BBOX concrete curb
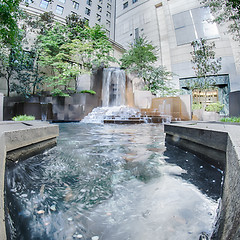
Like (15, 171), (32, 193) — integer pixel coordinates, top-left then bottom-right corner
(164, 122), (240, 240)
(0, 121), (59, 240)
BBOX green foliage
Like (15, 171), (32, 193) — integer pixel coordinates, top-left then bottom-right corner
(205, 101), (224, 112)
(121, 37), (157, 77)
(0, 0), (22, 46)
(192, 103), (203, 110)
(220, 117), (240, 122)
(191, 38), (221, 83)
(120, 36), (175, 96)
(37, 14), (116, 96)
(12, 114), (35, 121)
(80, 90), (96, 95)
(201, 0), (240, 41)
(142, 66), (178, 96)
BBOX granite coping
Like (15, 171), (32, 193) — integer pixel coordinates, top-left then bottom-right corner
(0, 121), (59, 240)
(164, 121), (240, 240)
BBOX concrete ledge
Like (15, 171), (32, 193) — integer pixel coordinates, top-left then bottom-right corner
(164, 122), (240, 240)
(0, 121), (59, 240)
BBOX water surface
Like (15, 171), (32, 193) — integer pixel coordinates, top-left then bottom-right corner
(6, 123), (223, 240)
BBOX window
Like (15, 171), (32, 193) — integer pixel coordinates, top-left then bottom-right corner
(135, 28), (139, 40)
(73, 1), (79, 9)
(172, 7), (219, 45)
(56, 5), (64, 15)
(132, 0), (138, 3)
(96, 14), (101, 22)
(106, 11), (111, 18)
(99, 0), (103, 3)
(86, 0), (92, 6)
(106, 30), (110, 37)
(58, 0), (65, 3)
(85, 8), (91, 16)
(98, 5), (102, 12)
(107, 3), (111, 10)
(106, 20), (111, 28)
(123, 2), (128, 9)
(39, 0), (49, 9)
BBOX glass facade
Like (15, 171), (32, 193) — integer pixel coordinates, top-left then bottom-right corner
(173, 7), (219, 45)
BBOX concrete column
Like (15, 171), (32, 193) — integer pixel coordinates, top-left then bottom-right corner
(0, 93), (3, 121)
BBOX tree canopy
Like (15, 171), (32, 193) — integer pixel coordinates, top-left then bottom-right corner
(201, 0), (240, 41)
(120, 37), (176, 96)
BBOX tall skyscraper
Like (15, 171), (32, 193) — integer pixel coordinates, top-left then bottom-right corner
(21, 0), (116, 39)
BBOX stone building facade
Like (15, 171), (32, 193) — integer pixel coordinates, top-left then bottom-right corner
(21, 0), (116, 39)
(115, 0), (240, 114)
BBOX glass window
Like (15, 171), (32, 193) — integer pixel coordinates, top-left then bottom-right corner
(123, 2), (128, 9)
(73, 1), (79, 10)
(99, 0), (103, 3)
(135, 28), (139, 40)
(96, 14), (101, 22)
(106, 11), (111, 18)
(172, 7), (219, 45)
(86, 0), (92, 6)
(39, 0), (49, 9)
(98, 5), (102, 12)
(85, 8), (91, 16)
(56, 5), (64, 15)
(132, 0), (138, 3)
(106, 20), (111, 28)
(107, 3), (111, 10)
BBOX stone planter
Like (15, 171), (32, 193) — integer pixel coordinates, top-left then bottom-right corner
(202, 111), (220, 121)
(192, 109), (220, 121)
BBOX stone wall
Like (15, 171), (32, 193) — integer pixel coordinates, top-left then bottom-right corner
(164, 122), (240, 240)
(3, 93), (100, 122)
(0, 121), (59, 240)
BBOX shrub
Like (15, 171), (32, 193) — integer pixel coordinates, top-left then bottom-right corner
(205, 102), (224, 112)
(80, 90), (96, 95)
(12, 115), (35, 121)
(192, 103), (203, 110)
(220, 117), (240, 123)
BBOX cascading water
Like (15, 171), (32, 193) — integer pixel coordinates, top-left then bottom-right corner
(82, 68), (142, 124)
(102, 68), (126, 107)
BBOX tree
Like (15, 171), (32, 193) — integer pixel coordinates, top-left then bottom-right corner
(0, 0), (22, 46)
(37, 14), (116, 96)
(201, 0), (240, 41)
(189, 38), (222, 105)
(120, 36), (175, 96)
(190, 38), (222, 87)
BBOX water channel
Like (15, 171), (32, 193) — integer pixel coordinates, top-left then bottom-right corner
(6, 123), (223, 240)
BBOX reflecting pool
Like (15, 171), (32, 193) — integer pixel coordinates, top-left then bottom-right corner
(6, 123), (223, 240)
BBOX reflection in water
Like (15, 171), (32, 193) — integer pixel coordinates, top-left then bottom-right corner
(6, 123), (223, 240)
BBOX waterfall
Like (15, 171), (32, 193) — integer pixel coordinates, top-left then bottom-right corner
(102, 68), (126, 107)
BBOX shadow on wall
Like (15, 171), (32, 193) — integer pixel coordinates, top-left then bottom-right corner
(3, 93), (100, 122)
